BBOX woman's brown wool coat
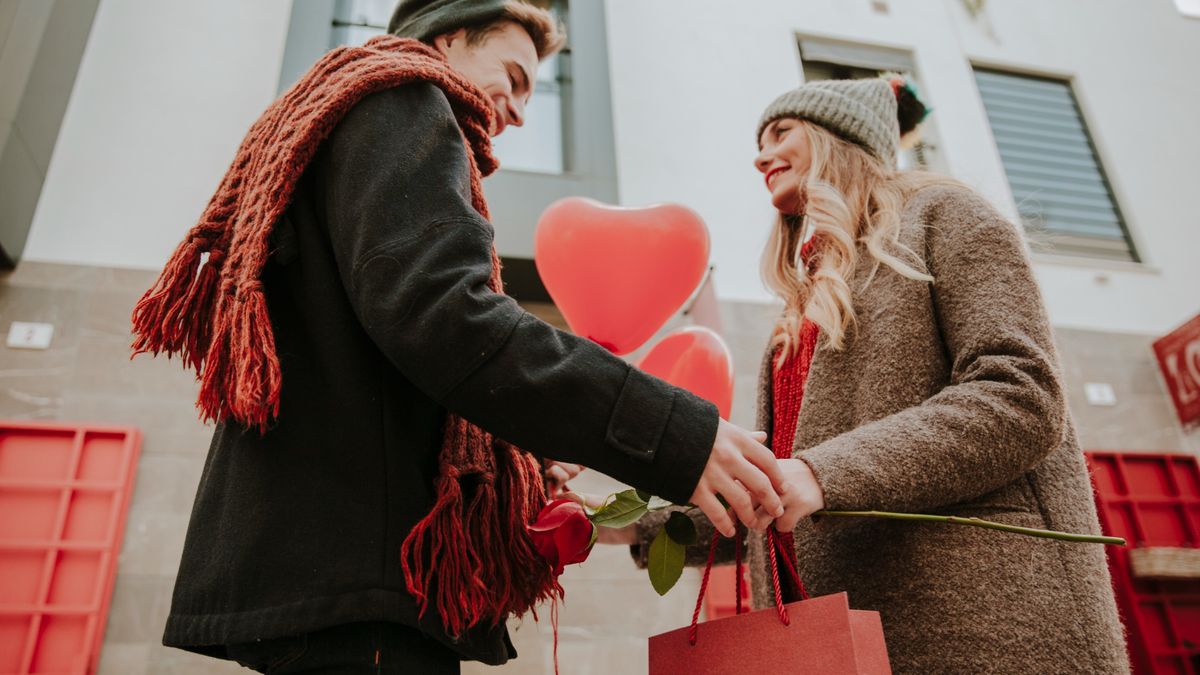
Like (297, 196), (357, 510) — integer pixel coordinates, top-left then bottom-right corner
(635, 185), (1129, 674)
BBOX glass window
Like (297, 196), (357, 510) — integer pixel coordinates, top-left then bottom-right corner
(797, 37), (941, 172)
(973, 68), (1138, 261)
(329, 0), (394, 46)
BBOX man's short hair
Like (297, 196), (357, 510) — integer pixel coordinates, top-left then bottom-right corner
(464, 2), (566, 60)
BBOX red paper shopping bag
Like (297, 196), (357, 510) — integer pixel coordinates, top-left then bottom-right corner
(649, 530), (891, 674)
(648, 592), (890, 675)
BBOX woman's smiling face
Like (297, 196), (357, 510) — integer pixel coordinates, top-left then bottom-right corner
(755, 118), (813, 215)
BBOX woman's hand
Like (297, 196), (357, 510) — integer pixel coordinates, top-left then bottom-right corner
(773, 458), (826, 533)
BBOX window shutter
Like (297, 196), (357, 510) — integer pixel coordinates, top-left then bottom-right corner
(974, 69), (1136, 261)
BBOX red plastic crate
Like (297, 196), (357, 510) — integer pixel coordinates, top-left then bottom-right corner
(1087, 452), (1200, 675)
(704, 564), (751, 621)
(0, 421), (142, 675)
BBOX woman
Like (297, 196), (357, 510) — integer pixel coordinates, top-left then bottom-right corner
(620, 77), (1128, 673)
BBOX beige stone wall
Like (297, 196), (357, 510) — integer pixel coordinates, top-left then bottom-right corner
(0, 260), (1193, 674)
(0, 262), (224, 673)
(1055, 327), (1200, 455)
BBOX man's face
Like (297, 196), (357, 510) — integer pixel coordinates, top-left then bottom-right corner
(436, 23), (539, 137)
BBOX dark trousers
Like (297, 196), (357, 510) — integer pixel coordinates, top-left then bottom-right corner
(225, 621), (460, 674)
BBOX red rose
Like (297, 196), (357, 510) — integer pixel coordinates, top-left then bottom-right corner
(528, 499), (595, 576)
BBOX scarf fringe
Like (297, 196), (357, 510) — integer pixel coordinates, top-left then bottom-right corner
(401, 426), (562, 637)
(401, 466), (484, 639)
(130, 237), (221, 369)
(192, 288), (281, 432)
(180, 260), (221, 371)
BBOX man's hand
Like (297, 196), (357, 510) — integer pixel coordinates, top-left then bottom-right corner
(545, 461), (585, 497)
(689, 419), (786, 538)
(772, 458), (826, 533)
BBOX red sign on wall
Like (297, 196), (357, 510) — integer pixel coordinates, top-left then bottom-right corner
(1154, 314), (1200, 428)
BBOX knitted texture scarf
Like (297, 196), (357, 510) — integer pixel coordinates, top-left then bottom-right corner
(130, 35), (557, 638)
(770, 237), (821, 604)
(770, 318), (819, 603)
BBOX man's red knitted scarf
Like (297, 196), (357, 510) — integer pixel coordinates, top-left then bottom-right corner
(130, 35), (557, 638)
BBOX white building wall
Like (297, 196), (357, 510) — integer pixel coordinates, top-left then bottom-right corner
(20, 0), (1200, 337)
(22, 0), (293, 271)
(604, 0), (1200, 336)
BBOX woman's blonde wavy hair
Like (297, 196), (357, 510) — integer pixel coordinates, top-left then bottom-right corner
(762, 119), (961, 366)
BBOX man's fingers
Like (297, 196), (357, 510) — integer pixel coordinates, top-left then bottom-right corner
(561, 490), (606, 509)
(715, 474), (766, 531)
(694, 491), (736, 538)
(739, 436), (787, 492)
(740, 480), (776, 526)
(751, 431), (768, 443)
(547, 466), (571, 484)
(748, 506), (774, 531)
(731, 456), (784, 518)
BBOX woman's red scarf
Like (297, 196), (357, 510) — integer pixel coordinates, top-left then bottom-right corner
(131, 35), (557, 638)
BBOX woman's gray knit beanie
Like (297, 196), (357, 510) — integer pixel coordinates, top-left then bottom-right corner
(757, 78), (900, 168)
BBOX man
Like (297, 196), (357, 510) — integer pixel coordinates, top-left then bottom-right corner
(139, 1), (794, 671)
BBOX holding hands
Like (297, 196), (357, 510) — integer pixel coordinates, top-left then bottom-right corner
(687, 419), (825, 538)
(566, 419), (827, 543)
(689, 420), (783, 537)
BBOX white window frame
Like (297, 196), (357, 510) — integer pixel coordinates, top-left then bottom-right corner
(972, 65), (1141, 263)
(795, 34), (945, 174)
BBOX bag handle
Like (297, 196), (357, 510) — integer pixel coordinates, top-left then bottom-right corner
(688, 526), (810, 645)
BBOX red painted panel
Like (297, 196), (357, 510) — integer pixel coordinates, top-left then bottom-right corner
(0, 422), (141, 675)
(1087, 452), (1200, 675)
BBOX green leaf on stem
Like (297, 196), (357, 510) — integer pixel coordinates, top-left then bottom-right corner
(664, 511), (698, 546)
(590, 489), (649, 529)
(648, 528), (685, 596)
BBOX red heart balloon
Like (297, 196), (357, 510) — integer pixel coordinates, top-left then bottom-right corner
(534, 198), (711, 355)
(637, 327), (735, 419)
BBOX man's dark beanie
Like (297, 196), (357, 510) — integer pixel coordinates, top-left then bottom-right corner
(388, 0), (511, 41)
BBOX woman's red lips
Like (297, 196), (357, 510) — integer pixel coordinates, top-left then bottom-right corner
(765, 166), (788, 189)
